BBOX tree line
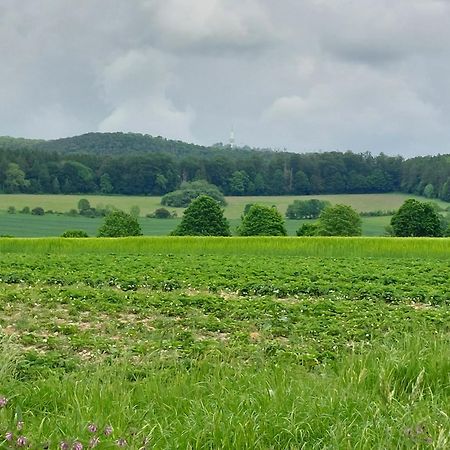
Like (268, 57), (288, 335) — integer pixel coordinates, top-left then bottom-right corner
(0, 133), (449, 200)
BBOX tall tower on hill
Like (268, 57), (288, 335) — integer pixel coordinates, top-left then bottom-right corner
(229, 127), (235, 149)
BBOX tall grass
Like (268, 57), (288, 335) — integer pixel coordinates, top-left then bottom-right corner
(1, 334), (448, 449)
(1, 236), (449, 258)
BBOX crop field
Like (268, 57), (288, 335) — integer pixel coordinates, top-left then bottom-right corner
(0, 192), (447, 218)
(0, 237), (449, 448)
(0, 192), (447, 237)
(0, 212), (391, 237)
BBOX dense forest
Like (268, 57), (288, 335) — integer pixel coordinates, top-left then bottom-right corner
(0, 132), (449, 201)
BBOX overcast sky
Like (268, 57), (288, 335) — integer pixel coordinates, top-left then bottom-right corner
(2, 0), (450, 156)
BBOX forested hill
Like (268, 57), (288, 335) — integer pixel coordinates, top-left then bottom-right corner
(0, 132), (265, 159)
(0, 133), (449, 201)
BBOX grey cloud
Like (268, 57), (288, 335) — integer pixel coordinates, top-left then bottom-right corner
(2, 0), (450, 155)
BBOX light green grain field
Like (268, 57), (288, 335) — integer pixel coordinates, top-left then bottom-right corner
(0, 193), (447, 237)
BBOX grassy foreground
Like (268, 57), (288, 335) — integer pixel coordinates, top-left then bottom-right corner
(0, 240), (449, 448)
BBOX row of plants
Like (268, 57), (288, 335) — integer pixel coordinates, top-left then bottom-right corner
(0, 253), (449, 305)
(0, 247), (448, 447)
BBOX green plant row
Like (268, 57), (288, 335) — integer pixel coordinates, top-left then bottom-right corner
(1, 236), (450, 258)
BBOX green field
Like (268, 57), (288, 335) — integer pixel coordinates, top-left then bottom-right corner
(0, 192), (447, 218)
(1, 192), (447, 237)
(0, 238), (448, 448)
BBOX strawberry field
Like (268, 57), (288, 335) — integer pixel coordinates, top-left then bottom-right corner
(0, 239), (449, 448)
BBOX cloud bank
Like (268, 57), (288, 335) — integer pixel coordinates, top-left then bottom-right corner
(2, 0), (450, 156)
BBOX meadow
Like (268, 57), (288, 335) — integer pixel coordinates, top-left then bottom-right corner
(1, 192), (447, 237)
(0, 237), (449, 448)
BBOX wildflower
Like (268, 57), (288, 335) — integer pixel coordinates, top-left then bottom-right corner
(16, 436), (28, 447)
(104, 425), (113, 436)
(17, 421), (24, 431)
(59, 442), (70, 450)
(72, 441), (83, 450)
(0, 396), (8, 408)
(116, 438), (127, 447)
(5, 432), (13, 441)
(87, 423), (97, 433)
(89, 437), (100, 448)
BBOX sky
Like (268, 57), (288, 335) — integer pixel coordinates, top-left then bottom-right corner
(2, 0), (450, 156)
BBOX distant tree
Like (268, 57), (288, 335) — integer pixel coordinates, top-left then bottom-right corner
(296, 222), (319, 236)
(390, 199), (442, 237)
(31, 207), (45, 216)
(4, 163), (30, 193)
(228, 170), (249, 195)
(440, 179), (450, 202)
(50, 177), (61, 194)
(316, 204), (362, 236)
(99, 173), (114, 194)
(78, 198), (91, 213)
(148, 207), (172, 219)
(97, 211), (142, 237)
(7, 206), (15, 214)
(61, 230), (89, 238)
(20, 206), (30, 214)
(161, 180), (226, 207)
(423, 183), (435, 198)
(171, 195), (230, 236)
(238, 205), (287, 236)
(286, 199), (331, 219)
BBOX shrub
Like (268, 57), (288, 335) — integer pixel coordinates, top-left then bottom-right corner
(77, 198), (91, 212)
(317, 204), (362, 236)
(238, 205), (287, 236)
(7, 206), (15, 214)
(97, 211), (143, 237)
(296, 222), (319, 236)
(171, 195), (230, 236)
(20, 206), (30, 214)
(286, 199), (330, 219)
(148, 208), (173, 219)
(61, 230), (89, 238)
(31, 207), (45, 216)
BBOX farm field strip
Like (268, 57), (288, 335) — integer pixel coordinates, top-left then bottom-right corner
(1, 236), (450, 258)
(0, 192), (447, 218)
(0, 246), (449, 448)
(0, 212), (391, 237)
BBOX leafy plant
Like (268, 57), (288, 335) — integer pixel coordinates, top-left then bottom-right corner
(61, 230), (89, 238)
(238, 205), (286, 236)
(171, 196), (230, 236)
(316, 204), (362, 236)
(97, 211), (142, 237)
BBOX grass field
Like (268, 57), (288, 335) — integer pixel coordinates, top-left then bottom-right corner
(0, 192), (447, 237)
(0, 212), (392, 237)
(0, 192), (447, 218)
(0, 241), (449, 448)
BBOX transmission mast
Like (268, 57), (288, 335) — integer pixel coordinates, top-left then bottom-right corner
(229, 127), (235, 149)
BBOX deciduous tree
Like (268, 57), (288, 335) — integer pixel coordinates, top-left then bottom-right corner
(171, 195), (230, 236)
(238, 205), (287, 236)
(97, 211), (142, 237)
(317, 204), (362, 236)
(390, 199), (442, 237)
